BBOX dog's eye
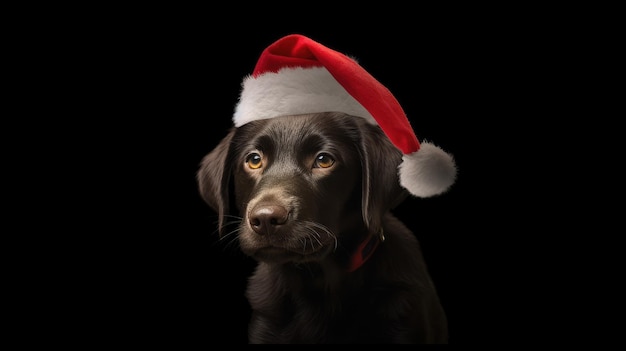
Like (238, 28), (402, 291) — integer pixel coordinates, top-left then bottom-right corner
(313, 153), (335, 168)
(246, 153), (263, 169)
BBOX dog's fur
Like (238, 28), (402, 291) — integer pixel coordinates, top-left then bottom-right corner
(198, 112), (448, 344)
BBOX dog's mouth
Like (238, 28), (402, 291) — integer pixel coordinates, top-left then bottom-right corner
(239, 221), (337, 264)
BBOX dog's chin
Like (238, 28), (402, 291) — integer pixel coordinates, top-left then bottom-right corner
(243, 244), (334, 264)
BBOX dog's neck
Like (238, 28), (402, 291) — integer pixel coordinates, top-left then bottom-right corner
(345, 229), (384, 273)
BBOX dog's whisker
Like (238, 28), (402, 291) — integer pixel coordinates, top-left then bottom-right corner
(210, 236), (240, 253)
(209, 214), (244, 225)
(301, 225), (324, 251)
(205, 216), (244, 253)
(309, 236), (318, 251)
(222, 214), (245, 220)
(300, 236), (307, 253)
(298, 225), (321, 253)
(220, 219), (244, 229)
(310, 235), (319, 251)
(208, 215), (244, 236)
(219, 227), (241, 242)
(210, 223), (242, 239)
(303, 221), (338, 252)
(303, 221), (331, 235)
(310, 232), (323, 248)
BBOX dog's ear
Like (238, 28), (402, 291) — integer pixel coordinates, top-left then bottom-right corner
(197, 128), (236, 233)
(359, 122), (408, 233)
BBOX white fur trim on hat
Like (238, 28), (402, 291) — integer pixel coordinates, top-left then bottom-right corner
(398, 142), (457, 197)
(233, 67), (377, 127)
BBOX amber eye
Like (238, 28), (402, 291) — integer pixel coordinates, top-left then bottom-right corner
(246, 152), (263, 169)
(313, 153), (335, 168)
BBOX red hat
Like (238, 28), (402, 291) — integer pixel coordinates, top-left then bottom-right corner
(234, 34), (456, 197)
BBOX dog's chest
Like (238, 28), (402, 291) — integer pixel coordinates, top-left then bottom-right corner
(248, 269), (388, 343)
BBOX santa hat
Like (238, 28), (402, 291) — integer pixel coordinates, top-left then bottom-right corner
(234, 34), (456, 197)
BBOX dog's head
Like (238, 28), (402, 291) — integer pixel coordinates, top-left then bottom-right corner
(198, 112), (407, 265)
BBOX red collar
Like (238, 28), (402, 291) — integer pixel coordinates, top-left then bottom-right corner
(346, 230), (384, 272)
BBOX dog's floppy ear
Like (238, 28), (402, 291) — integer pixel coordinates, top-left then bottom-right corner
(197, 128), (236, 234)
(359, 122), (408, 233)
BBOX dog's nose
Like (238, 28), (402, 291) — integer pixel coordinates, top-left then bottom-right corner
(249, 204), (289, 235)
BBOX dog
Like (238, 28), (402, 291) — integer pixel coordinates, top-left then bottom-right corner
(197, 111), (449, 344)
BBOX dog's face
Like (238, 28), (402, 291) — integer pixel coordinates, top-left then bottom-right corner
(198, 112), (407, 265)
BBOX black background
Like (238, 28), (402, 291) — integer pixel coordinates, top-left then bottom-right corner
(56, 9), (567, 344)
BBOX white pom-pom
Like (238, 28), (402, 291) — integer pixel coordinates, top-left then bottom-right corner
(398, 142), (457, 197)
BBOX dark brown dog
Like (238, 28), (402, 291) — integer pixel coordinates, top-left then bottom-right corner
(198, 112), (448, 344)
